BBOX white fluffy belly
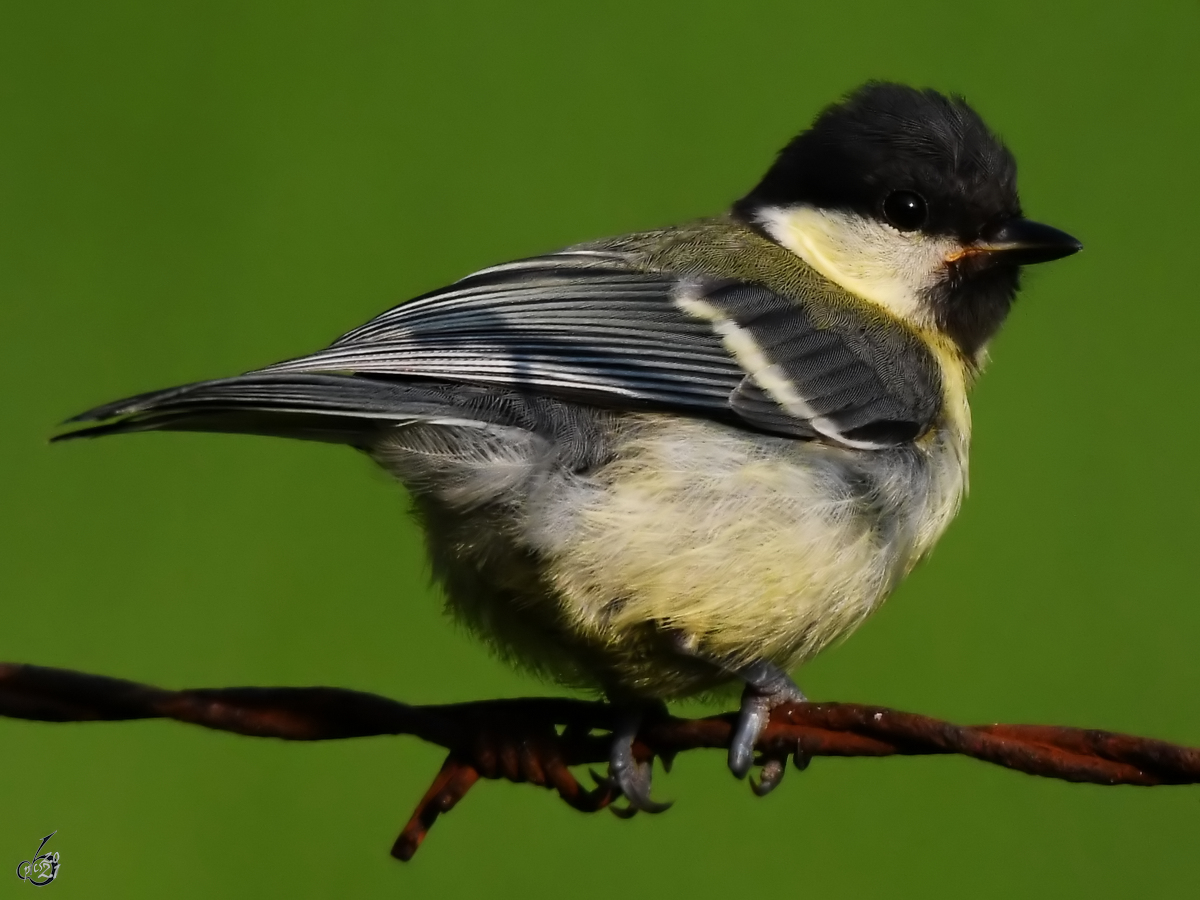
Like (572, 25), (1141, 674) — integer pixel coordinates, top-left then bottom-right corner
(528, 414), (966, 676)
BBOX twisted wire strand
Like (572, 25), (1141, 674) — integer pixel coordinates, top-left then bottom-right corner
(2, 663), (1197, 860)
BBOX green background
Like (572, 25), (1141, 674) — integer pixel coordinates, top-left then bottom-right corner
(2, 2), (1198, 896)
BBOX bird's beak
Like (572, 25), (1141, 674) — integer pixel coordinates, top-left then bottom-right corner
(949, 218), (1083, 266)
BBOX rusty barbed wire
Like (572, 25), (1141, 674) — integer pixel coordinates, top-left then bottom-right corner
(2, 662), (1198, 860)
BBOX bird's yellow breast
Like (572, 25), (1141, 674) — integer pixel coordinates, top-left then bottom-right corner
(529, 407), (969, 697)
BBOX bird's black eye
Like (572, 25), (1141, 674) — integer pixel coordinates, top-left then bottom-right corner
(883, 190), (928, 232)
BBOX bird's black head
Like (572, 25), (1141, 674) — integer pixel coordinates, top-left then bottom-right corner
(735, 82), (1080, 358)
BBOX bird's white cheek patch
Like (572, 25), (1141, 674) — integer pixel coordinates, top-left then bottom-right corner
(755, 205), (956, 331)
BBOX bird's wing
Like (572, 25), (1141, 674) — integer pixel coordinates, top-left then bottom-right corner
(61, 249), (944, 449)
(257, 249), (943, 448)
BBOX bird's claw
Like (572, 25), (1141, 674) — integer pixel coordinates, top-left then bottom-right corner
(750, 756), (786, 796)
(729, 692), (773, 779)
(660, 749), (677, 774)
(604, 714), (673, 817)
(728, 669), (807, 783)
(748, 742), (812, 796)
(590, 765), (673, 817)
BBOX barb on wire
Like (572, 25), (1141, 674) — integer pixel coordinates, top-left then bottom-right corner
(2, 662), (1198, 860)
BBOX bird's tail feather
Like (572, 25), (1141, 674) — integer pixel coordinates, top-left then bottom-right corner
(53, 373), (461, 445)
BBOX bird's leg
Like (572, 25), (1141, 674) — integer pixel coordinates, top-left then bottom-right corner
(670, 634), (809, 793)
(602, 699), (672, 817)
(728, 659), (808, 790)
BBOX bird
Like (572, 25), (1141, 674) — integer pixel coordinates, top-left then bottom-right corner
(56, 81), (1081, 811)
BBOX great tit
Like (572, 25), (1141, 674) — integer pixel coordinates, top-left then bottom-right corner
(57, 82), (1081, 809)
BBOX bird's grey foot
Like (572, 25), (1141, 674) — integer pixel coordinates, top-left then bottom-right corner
(602, 705), (673, 818)
(748, 747), (812, 796)
(729, 660), (808, 788)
